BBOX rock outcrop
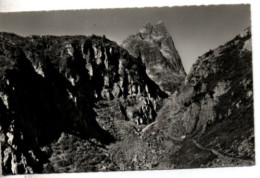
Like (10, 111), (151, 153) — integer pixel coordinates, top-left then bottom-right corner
(0, 32), (166, 174)
(122, 21), (186, 94)
(85, 27), (254, 171)
(0, 26), (254, 174)
(153, 27), (254, 168)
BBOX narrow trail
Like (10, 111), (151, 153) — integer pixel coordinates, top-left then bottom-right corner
(192, 139), (254, 165)
(141, 121), (158, 133)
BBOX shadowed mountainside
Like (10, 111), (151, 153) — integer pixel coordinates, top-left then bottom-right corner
(0, 32), (166, 174)
(0, 26), (254, 174)
(152, 27), (254, 168)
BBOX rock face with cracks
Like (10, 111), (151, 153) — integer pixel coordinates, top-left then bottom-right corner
(0, 32), (166, 174)
(154, 27), (254, 168)
(122, 22), (186, 94)
(0, 26), (254, 174)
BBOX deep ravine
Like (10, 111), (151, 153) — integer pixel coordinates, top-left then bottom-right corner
(0, 26), (254, 174)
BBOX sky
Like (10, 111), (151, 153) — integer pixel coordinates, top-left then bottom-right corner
(0, 5), (251, 73)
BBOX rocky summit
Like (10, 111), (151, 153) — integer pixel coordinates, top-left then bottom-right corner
(0, 25), (254, 174)
(122, 22), (186, 94)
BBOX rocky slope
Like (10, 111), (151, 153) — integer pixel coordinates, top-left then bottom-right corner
(122, 21), (186, 94)
(0, 26), (254, 174)
(0, 32), (166, 174)
(152, 27), (254, 168)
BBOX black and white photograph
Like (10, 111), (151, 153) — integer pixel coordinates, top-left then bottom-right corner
(0, 1), (256, 177)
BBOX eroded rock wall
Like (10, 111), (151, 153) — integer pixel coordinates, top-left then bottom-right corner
(0, 33), (166, 174)
(155, 27), (254, 167)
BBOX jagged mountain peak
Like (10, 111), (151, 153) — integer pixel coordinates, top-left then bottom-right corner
(139, 21), (168, 38)
(123, 21), (186, 94)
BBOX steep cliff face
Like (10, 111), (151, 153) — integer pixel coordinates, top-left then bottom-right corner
(0, 26), (254, 174)
(153, 27), (254, 168)
(87, 27), (254, 171)
(0, 32), (166, 174)
(122, 22), (186, 94)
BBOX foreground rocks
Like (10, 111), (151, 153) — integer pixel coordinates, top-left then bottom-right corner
(0, 32), (166, 174)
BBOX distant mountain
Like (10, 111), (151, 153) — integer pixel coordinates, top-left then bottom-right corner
(122, 21), (186, 94)
(0, 32), (166, 174)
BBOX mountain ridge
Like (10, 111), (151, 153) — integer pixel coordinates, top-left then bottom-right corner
(153, 26), (254, 168)
(0, 25), (254, 174)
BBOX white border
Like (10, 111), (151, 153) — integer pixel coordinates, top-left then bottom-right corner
(0, 0), (256, 12)
(0, 1), (259, 178)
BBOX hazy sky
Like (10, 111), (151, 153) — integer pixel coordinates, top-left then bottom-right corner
(0, 5), (251, 73)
